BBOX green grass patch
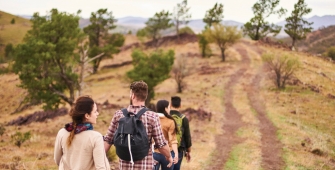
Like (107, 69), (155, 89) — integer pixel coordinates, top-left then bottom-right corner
(224, 146), (241, 170)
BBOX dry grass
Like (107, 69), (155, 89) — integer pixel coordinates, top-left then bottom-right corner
(261, 47), (335, 170)
(1, 36), (335, 170)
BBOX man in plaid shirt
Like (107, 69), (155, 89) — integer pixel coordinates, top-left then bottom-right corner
(104, 81), (173, 170)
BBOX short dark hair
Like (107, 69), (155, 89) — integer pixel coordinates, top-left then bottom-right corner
(171, 96), (181, 108)
(130, 80), (148, 101)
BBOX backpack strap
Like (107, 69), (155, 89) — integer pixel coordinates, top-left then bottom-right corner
(121, 108), (128, 117)
(181, 114), (186, 119)
(135, 107), (148, 118)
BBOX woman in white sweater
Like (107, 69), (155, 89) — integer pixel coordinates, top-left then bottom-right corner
(54, 96), (110, 170)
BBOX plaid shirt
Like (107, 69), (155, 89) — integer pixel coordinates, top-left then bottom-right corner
(104, 105), (167, 170)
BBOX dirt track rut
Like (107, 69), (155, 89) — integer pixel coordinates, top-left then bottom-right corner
(206, 42), (284, 170)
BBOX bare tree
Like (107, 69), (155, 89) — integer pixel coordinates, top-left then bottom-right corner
(78, 40), (104, 96)
(172, 54), (192, 93)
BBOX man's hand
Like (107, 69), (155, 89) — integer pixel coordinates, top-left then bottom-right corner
(185, 152), (191, 162)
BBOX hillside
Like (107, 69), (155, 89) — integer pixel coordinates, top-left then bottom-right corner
(279, 25), (335, 54)
(0, 11), (31, 56)
(0, 35), (335, 169)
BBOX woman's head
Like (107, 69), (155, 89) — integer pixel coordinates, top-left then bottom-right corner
(67, 96), (99, 146)
(156, 100), (178, 134)
(69, 96), (99, 125)
(156, 100), (170, 114)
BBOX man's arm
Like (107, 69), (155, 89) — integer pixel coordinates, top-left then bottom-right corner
(183, 117), (192, 162)
(103, 110), (122, 152)
(158, 144), (173, 167)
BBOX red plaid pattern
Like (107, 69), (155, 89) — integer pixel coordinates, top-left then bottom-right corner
(104, 105), (167, 170)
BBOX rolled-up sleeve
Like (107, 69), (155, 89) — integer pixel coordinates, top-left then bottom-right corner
(152, 113), (167, 149)
(103, 111), (122, 144)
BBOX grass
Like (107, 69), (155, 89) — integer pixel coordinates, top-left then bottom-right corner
(0, 11), (31, 56)
(1, 34), (335, 169)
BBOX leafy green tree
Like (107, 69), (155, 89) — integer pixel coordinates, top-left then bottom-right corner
(83, 9), (124, 74)
(284, 0), (313, 49)
(13, 9), (81, 110)
(203, 3), (224, 27)
(173, 0), (191, 37)
(127, 49), (175, 105)
(145, 10), (174, 43)
(11, 131), (31, 148)
(204, 24), (242, 61)
(243, 0), (287, 40)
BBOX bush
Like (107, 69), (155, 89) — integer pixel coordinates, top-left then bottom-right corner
(10, 18), (15, 24)
(179, 26), (195, 35)
(107, 146), (117, 162)
(262, 53), (300, 89)
(0, 124), (5, 137)
(5, 43), (14, 59)
(11, 131), (31, 148)
(327, 46), (335, 60)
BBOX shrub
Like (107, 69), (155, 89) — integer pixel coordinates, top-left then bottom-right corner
(11, 131), (31, 148)
(179, 26), (195, 35)
(262, 53), (300, 89)
(107, 146), (117, 162)
(10, 18), (15, 24)
(326, 46), (335, 60)
(0, 124), (5, 137)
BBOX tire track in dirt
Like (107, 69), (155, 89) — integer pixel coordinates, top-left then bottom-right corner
(205, 45), (250, 170)
(246, 44), (284, 170)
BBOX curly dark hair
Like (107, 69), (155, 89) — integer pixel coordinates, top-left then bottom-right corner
(130, 80), (148, 101)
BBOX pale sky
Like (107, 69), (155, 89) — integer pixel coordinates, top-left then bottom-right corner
(0, 0), (334, 23)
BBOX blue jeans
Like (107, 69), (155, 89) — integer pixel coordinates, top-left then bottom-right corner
(153, 151), (175, 170)
(173, 151), (183, 170)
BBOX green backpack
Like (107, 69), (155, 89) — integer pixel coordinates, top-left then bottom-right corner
(171, 114), (185, 147)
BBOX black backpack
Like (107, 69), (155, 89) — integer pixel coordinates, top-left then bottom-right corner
(113, 107), (150, 163)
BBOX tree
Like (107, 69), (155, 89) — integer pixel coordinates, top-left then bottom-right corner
(13, 9), (81, 110)
(203, 3), (224, 27)
(243, 0), (287, 40)
(173, 0), (191, 38)
(204, 24), (242, 61)
(262, 52), (300, 89)
(127, 49), (175, 105)
(172, 55), (192, 93)
(83, 9), (124, 74)
(145, 10), (174, 43)
(284, 0), (313, 49)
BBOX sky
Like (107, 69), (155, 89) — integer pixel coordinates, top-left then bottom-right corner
(0, 0), (334, 23)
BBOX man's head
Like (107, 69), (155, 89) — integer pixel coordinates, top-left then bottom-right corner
(171, 96), (181, 109)
(129, 80), (148, 104)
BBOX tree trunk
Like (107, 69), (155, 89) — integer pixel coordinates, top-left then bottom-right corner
(177, 81), (182, 93)
(176, 22), (180, 42)
(220, 47), (226, 62)
(291, 38), (296, 51)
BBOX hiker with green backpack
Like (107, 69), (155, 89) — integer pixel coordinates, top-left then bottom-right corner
(170, 96), (192, 170)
